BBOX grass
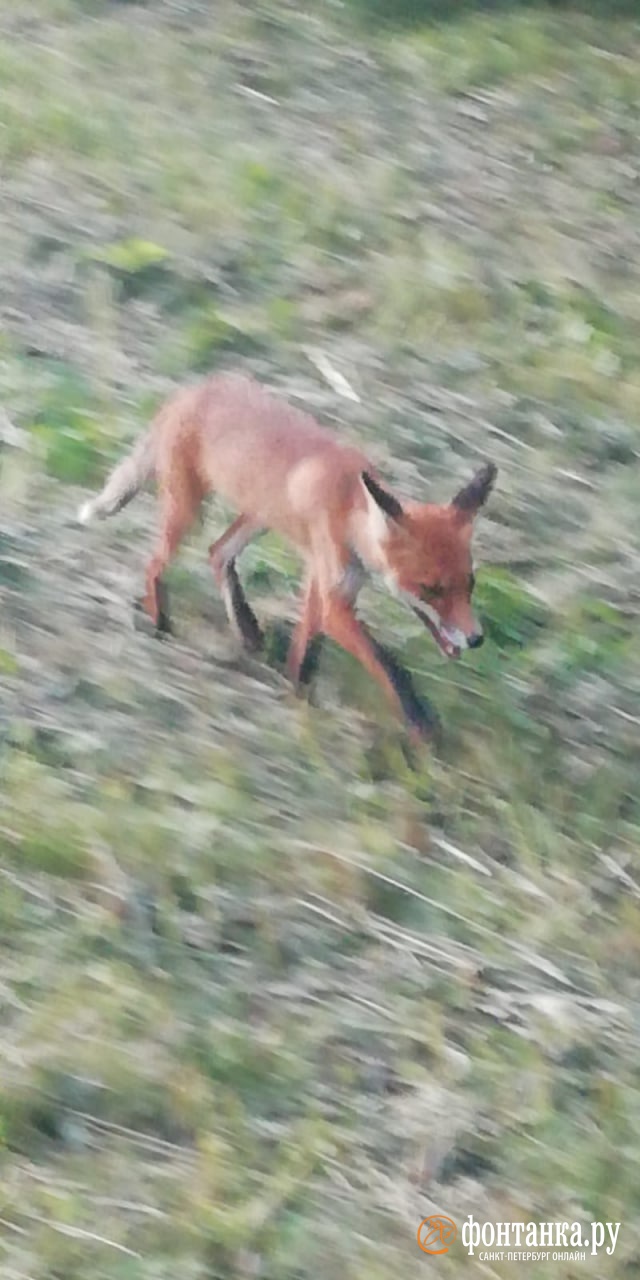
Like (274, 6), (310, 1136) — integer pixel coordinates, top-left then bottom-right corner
(1, 0), (640, 1277)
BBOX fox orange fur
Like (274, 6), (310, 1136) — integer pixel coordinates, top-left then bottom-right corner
(78, 372), (496, 740)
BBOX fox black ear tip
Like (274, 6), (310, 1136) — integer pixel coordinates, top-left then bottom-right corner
(479, 460), (498, 484)
(451, 459), (497, 513)
(361, 470), (404, 522)
(485, 461), (498, 490)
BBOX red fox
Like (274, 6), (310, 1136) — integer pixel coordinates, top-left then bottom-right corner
(78, 372), (496, 740)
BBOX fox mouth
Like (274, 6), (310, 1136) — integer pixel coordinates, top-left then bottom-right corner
(412, 607), (462, 659)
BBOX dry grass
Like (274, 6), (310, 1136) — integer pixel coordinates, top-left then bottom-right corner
(1, 1), (640, 1276)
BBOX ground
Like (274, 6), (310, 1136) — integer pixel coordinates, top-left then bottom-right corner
(1, 2), (640, 1277)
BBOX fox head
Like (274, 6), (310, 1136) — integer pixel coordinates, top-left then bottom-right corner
(361, 462), (497, 659)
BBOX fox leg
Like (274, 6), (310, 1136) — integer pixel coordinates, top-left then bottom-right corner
(209, 515), (263, 651)
(144, 487), (197, 633)
(287, 547), (366, 688)
(287, 575), (324, 688)
(322, 595), (439, 742)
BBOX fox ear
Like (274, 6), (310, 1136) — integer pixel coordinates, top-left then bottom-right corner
(361, 471), (404, 523)
(451, 461), (497, 519)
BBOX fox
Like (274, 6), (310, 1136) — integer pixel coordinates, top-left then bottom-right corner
(78, 372), (497, 741)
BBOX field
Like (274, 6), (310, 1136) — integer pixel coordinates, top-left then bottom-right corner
(1, 2), (640, 1277)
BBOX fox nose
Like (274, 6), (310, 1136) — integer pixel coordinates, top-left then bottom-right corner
(467, 631), (484, 650)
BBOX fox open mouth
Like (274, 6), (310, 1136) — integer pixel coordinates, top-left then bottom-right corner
(413, 607), (462, 659)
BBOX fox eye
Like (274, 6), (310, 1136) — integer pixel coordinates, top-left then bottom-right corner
(420, 584), (444, 601)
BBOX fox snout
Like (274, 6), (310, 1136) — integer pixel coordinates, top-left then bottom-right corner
(438, 617), (485, 658)
(411, 603), (484, 660)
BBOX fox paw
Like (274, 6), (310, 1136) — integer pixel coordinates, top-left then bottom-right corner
(134, 599), (172, 638)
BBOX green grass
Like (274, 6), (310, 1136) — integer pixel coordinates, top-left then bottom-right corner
(1, 1), (640, 1277)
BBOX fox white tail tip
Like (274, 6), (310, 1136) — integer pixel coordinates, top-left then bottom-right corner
(77, 500), (95, 525)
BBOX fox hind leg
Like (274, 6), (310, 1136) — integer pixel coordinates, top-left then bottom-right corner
(209, 515), (263, 651)
(143, 482), (199, 634)
(287, 575), (324, 689)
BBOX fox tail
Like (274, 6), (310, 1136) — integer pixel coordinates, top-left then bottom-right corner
(77, 429), (156, 524)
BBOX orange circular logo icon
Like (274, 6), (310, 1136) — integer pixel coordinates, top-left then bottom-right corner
(417, 1215), (457, 1255)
